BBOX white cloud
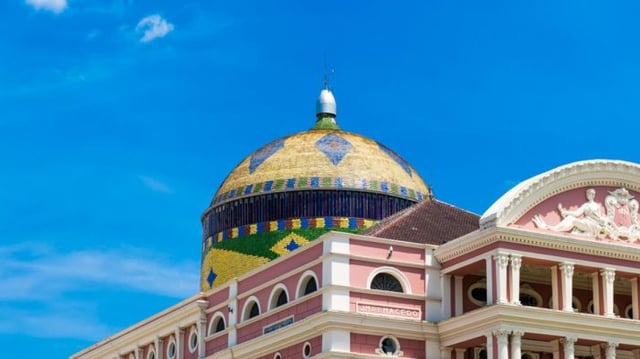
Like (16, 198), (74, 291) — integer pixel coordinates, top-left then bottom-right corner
(138, 175), (174, 193)
(0, 244), (198, 300)
(25, 0), (67, 13)
(136, 14), (174, 43)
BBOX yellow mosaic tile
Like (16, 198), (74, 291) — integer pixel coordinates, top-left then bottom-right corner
(270, 233), (311, 256)
(215, 130), (428, 197)
(201, 248), (270, 289)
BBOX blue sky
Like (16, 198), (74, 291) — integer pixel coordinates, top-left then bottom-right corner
(3, 1), (640, 358)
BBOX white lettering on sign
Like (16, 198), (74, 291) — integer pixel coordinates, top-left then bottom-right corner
(355, 302), (421, 319)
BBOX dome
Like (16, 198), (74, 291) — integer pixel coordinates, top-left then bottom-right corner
(210, 130), (429, 206)
(200, 87), (430, 289)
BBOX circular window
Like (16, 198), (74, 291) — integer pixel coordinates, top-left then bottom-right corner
(468, 280), (488, 306)
(188, 327), (198, 353)
(167, 341), (176, 359)
(375, 336), (402, 356)
(302, 342), (312, 358)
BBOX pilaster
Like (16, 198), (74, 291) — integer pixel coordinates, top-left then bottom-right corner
(560, 263), (575, 312)
(510, 256), (522, 305)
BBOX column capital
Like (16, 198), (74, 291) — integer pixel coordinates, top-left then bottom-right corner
(511, 330), (524, 338)
(492, 329), (510, 339)
(493, 253), (510, 269)
(601, 268), (616, 283)
(559, 263), (575, 277)
(561, 336), (577, 344)
(510, 255), (522, 270)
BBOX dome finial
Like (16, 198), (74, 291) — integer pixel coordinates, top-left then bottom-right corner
(313, 67), (339, 130)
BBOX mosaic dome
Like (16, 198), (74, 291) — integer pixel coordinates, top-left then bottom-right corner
(200, 87), (430, 289)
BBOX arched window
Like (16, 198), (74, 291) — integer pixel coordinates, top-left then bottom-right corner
(208, 312), (226, 335)
(370, 273), (403, 293)
(269, 284), (289, 310)
(242, 296), (261, 321)
(296, 271), (319, 299)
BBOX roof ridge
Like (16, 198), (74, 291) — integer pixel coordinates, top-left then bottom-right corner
(365, 198), (433, 236)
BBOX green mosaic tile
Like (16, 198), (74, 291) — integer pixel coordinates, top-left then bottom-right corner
(298, 177), (308, 188)
(369, 180), (378, 190)
(322, 177), (332, 187)
(274, 179), (285, 190)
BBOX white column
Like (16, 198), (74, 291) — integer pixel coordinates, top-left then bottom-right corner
(197, 300), (208, 359)
(155, 337), (164, 359)
(485, 334), (493, 359)
(601, 268), (616, 317)
(455, 348), (466, 359)
(175, 328), (185, 359)
(606, 342), (618, 359)
(454, 276), (464, 316)
(510, 256), (522, 305)
(631, 278), (639, 320)
(551, 266), (559, 310)
(560, 263), (575, 312)
(511, 331), (523, 359)
(136, 347), (144, 359)
(493, 330), (509, 359)
(228, 279), (238, 347)
(440, 347), (452, 359)
(592, 272), (601, 315)
(494, 254), (509, 304)
(441, 274), (451, 319)
(563, 337), (576, 359)
(485, 257), (494, 305)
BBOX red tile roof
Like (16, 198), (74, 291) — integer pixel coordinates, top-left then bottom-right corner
(364, 199), (480, 245)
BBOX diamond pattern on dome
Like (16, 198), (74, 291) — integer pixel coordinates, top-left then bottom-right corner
(270, 233), (310, 256)
(315, 133), (352, 166)
(378, 142), (412, 177)
(249, 139), (285, 174)
(207, 268), (217, 287)
(285, 239), (300, 252)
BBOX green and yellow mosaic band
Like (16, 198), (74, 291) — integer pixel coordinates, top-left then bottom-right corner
(200, 217), (374, 289)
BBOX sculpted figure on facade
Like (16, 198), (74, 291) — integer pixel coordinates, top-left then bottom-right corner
(532, 187), (640, 242)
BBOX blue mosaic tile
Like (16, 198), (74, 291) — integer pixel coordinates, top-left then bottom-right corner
(377, 142), (412, 177)
(286, 178), (296, 189)
(229, 189), (236, 198)
(348, 218), (357, 228)
(277, 220), (285, 230)
(207, 268), (217, 287)
(335, 177), (343, 188)
(264, 181), (273, 191)
(310, 177), (320, 188)
(285, 239), (300, 252)
(400, 186), (408, 196)
(417, 192), (423, 201)
(249, 139), (285, 174)
(244, 184), (253, 195)
(360, 179), (367, 189)
(325, 217), (333, 227)
(315, 133), (353, 166)
(301, 218), (309, 228)
(257, 222), (265, 232)
(381, 182), (389, 192)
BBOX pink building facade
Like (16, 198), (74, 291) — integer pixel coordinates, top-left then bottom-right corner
(72, 160), (640, 359)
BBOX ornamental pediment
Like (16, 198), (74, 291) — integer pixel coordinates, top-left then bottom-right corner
(514, 186), (640, 242)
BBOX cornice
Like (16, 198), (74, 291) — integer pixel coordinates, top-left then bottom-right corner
(435, 227), (640, 267)
(72, 295), (205, 359)
(211, 310), (437, 359)
(438, 304), (640, 347)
